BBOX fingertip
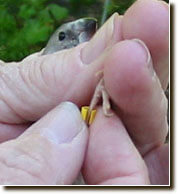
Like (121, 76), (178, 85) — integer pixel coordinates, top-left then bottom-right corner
(104, 39), (153, 113)
(122, 0), (169, 54)
(22, 101), (87, 145)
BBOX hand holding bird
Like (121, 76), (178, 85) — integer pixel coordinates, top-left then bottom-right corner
(0, 0), (169, 185)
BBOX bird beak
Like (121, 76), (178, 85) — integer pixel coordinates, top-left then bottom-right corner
(82, 18), (98, 34)
(75, 18), (98, 43)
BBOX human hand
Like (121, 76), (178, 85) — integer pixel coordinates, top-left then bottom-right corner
(0, 0), (169, 185)
(82, 0), (169, 185)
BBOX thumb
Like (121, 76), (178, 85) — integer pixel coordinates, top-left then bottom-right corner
(0, 102), (88, 185)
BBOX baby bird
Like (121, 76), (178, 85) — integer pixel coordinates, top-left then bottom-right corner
(42, 18), (112, 121)
(43, 18), (97, 54)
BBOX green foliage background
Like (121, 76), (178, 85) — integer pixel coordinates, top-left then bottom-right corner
(0, 0), (169, 62)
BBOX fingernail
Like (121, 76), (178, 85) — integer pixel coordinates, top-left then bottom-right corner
(41, 102), (86, 144)
(81, 13), (119, 64)
(132, 39), (154, 76)
(158, 0), (169, 11)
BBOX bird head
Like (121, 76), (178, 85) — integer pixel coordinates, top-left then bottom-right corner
(42, 18), (97, 55)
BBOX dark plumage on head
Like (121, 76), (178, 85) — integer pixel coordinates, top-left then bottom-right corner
(42, 18), (97, 55)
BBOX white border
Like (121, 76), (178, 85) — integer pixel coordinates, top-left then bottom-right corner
(0, 0), (173, 192)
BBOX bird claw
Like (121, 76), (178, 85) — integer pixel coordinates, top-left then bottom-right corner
(103, 106), (113, 117)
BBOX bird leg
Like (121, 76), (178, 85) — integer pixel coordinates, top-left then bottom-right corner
(101, 84), (113, 116)
(88, 77), (113, 119)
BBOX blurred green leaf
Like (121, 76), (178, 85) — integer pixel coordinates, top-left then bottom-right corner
(47, 4), (68, 22)
(0, 9), (16, 32)
(22, 0), (48, 8)
(110, 0), (136, 15)
(18, 4), (36, 19)
(22, 19), (52, 45)
(38, 8), (53, 24)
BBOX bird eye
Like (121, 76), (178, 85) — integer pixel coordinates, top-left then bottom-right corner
(58, 32), (66, 41)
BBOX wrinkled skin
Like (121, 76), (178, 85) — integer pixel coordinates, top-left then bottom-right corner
(0, 0), (169, 185)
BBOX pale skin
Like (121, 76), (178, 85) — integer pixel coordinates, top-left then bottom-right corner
(0, 0), (169, 185)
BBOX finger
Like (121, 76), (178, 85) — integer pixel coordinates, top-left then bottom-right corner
(104, 39), (168, 155)
(0, 123), (29, 143)
(0, 14), (122, 124)
(0, 102), (88, 185)
(83, 108), (149, 185)
(122, 0), (169, 90)
(144, 144), (169, 185)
